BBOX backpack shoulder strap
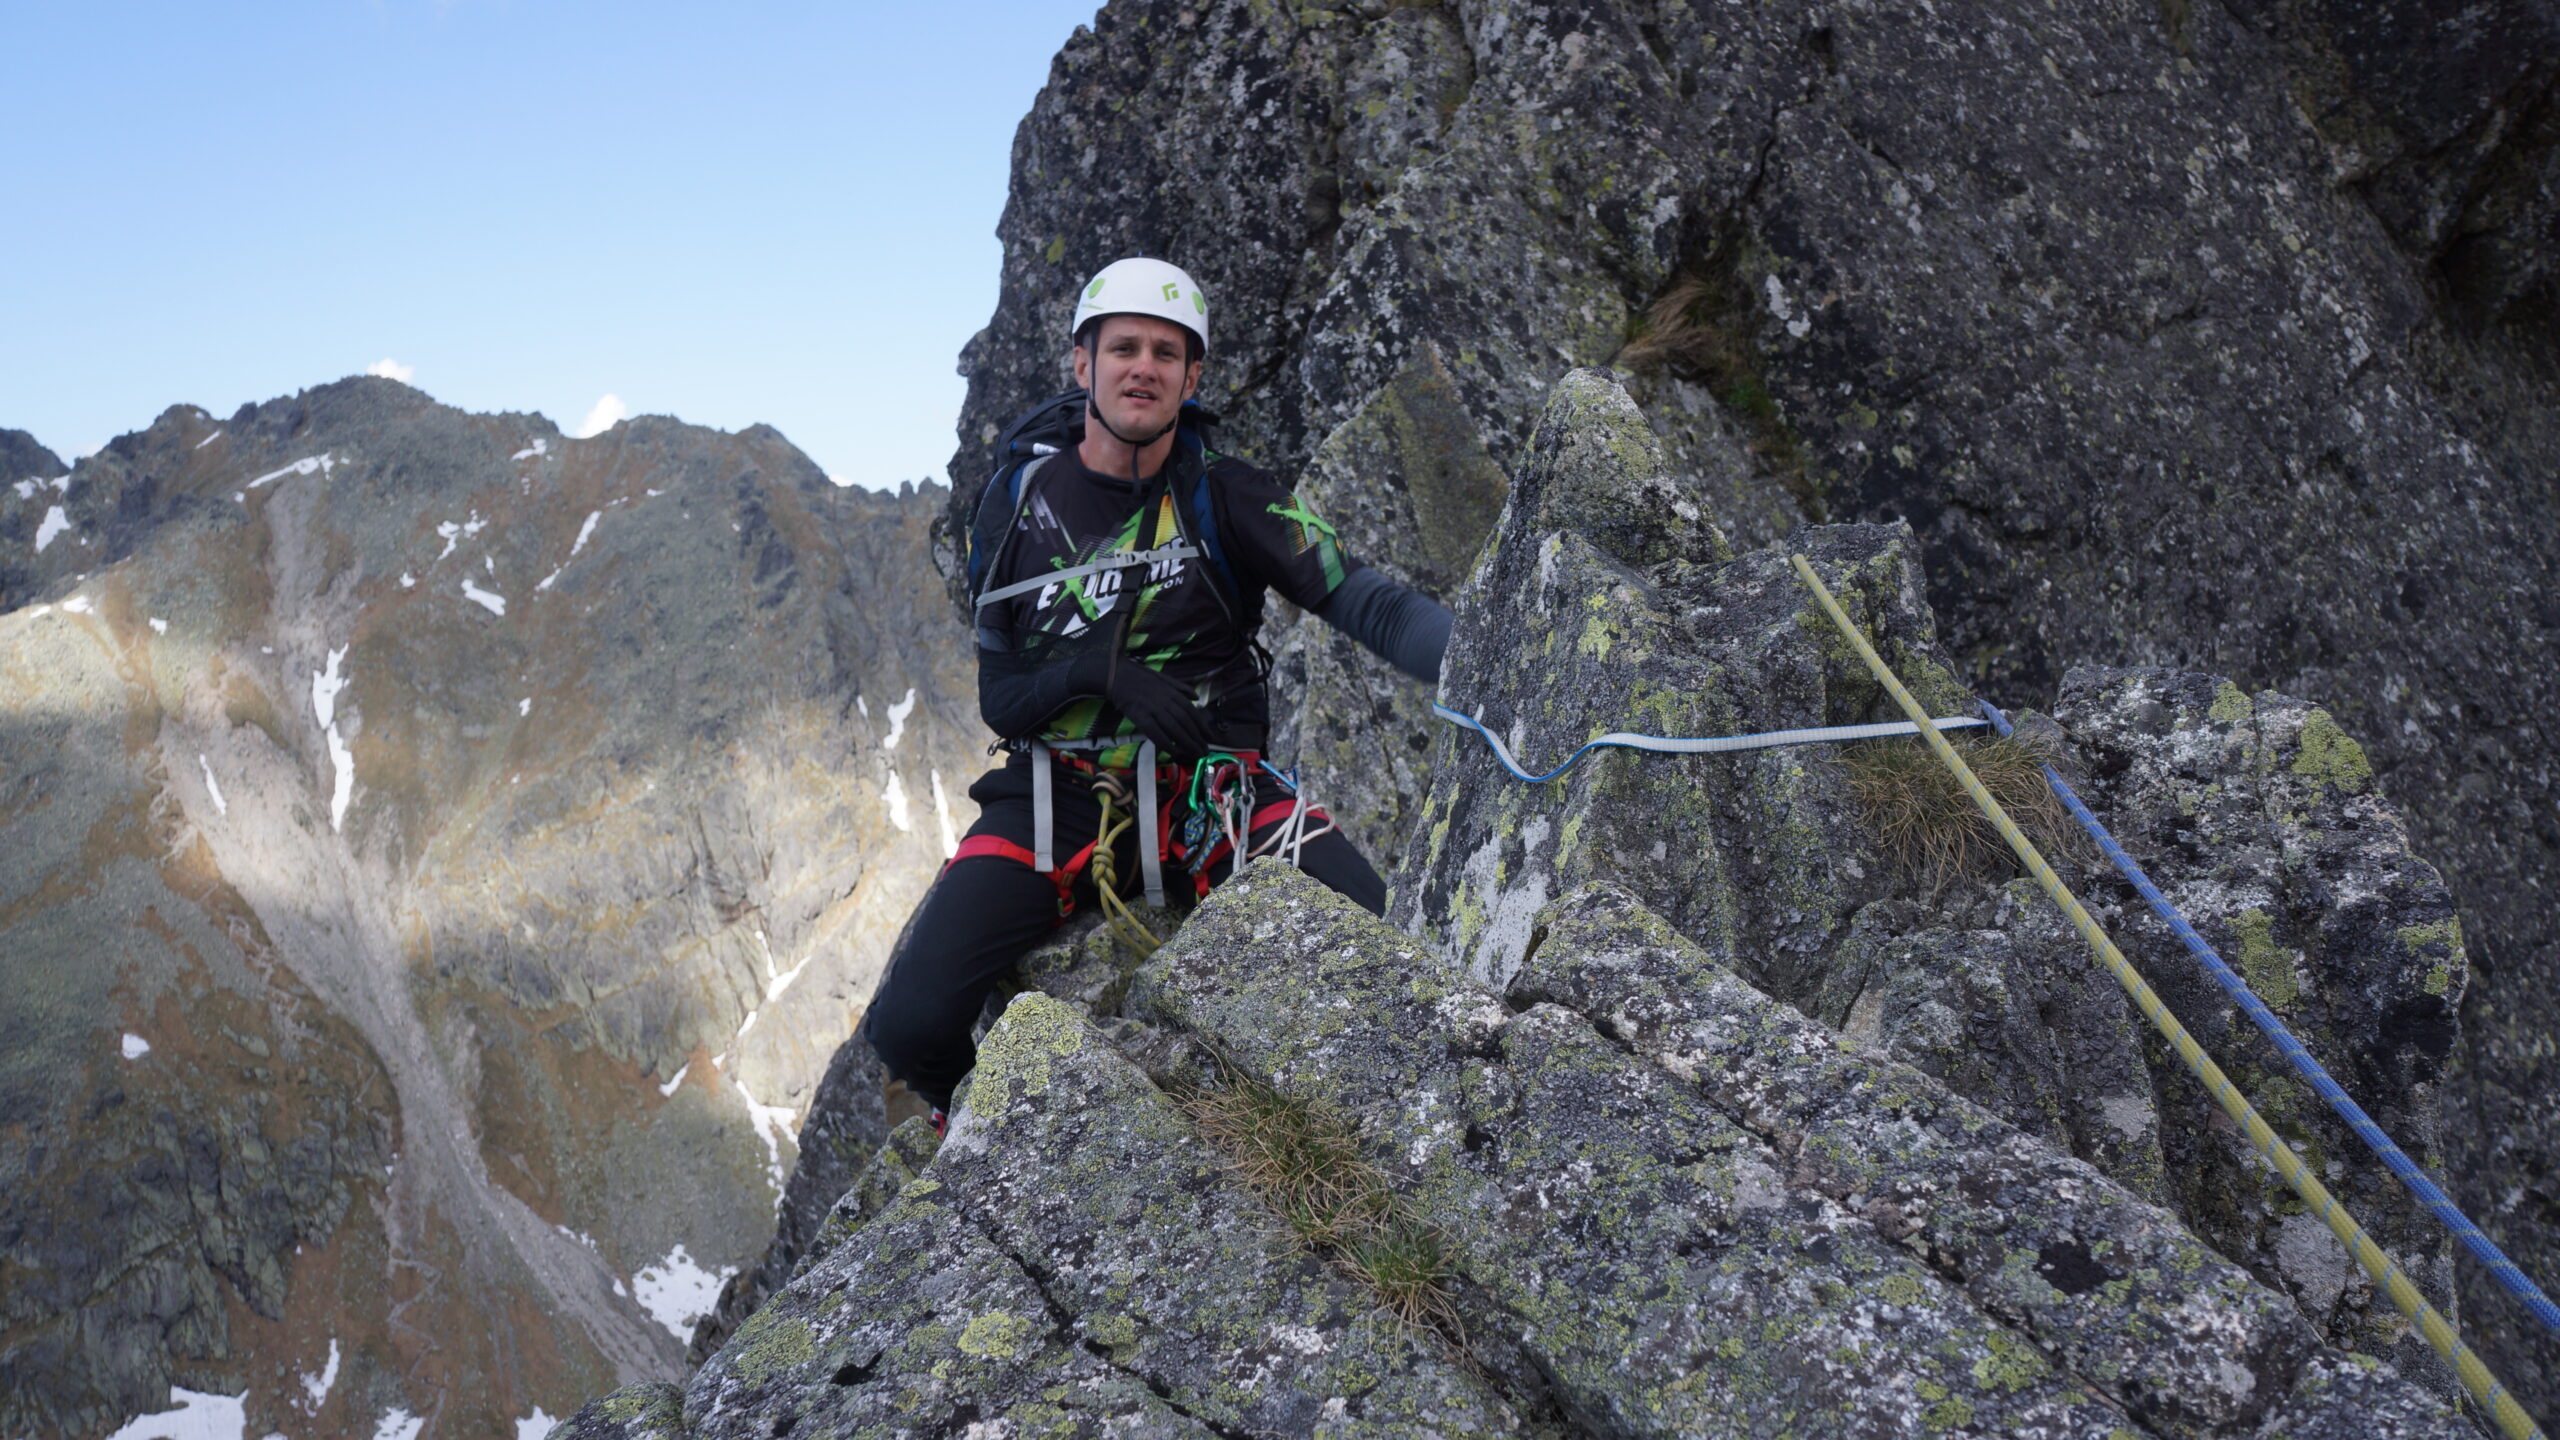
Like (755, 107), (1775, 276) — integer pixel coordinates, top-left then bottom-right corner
(1181, 446), (1244, 609)
(969, 452), (1057, 650)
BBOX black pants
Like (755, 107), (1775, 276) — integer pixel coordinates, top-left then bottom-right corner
(863, 752), (1386, 1107)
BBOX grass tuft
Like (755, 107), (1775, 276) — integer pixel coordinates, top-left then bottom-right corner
(1181, 1062), (1462, 1335)
(1618, 267), (1821, 517)
(1842, 732), (2081, 893)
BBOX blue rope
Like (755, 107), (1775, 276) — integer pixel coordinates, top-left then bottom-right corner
(1980, 699), (2560, 1338)
(1432, 701), (1987, 785)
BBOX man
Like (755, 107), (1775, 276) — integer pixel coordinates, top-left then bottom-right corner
(864, 257), (1452, 1120)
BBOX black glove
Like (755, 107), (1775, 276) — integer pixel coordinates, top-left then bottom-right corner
(1102, 655), (1216, 758)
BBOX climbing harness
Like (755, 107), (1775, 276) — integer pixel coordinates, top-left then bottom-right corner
(1431, 701), (1986, 783)
(1028, 737), (1168, 907)
(1790, 553), (2543, 1440)
(1975, 698), (2560, 1343)
(986, 740), (1337, 960)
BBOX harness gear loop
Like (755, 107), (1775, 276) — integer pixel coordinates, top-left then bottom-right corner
(1791, 553), (2544, 1440)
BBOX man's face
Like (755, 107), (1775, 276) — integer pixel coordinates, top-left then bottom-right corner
(1073, 314), (1202, 442)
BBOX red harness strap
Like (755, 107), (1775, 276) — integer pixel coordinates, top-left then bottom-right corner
(948, 833), (1101, 918)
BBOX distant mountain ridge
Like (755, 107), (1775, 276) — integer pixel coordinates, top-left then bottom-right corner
(0, 378), (984, 1437)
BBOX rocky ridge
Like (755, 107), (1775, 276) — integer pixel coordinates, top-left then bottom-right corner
(0, 381), (983, 1438)
(942, 0), (2560, 1399)
(596, 369), (2493, 1437)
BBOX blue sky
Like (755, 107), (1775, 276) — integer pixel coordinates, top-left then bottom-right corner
(0, 1), (1100, 489)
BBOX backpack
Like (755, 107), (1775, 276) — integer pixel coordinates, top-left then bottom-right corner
(964, 392), (1243, 647)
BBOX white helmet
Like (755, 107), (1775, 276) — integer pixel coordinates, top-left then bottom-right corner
(1070, 257), (1210, 356)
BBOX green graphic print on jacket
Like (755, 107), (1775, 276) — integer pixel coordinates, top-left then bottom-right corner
(977, 444), (1358, 764)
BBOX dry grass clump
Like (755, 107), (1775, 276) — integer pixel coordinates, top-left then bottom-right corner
(1843, 732), (2081, 893)
(1618, 269), (1819, 516)
(1182, 1064), (1460, 1334)
(1619, 272), (1756, 382)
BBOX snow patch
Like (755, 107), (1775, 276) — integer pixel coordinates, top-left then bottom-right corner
(517, 1406), (560, 1440)
(311, 645), (351, 730)
(658, 1060), (691, 1098)
(399, 572), (415, 589)
(760, 929), (814, 1007)
(881, 771), (912, 832)
(631, 1244), (734, 1342)
(518, 696), (531, 716)
(106, 1388), (247, 1440)
(61, 595), (92, 614)
(122, 1033), (151, 1060)
(883, 687), (918, 749)
(571, 509), (601, 555)
(931, 769), (958, 858)
(11, 478), (34, 499)
(512, 438), (550, 461)
(461, 579), (507, 616)
(194, 431), (223, 450)
(326, 723), (356, 832)
(372, 1409), (424, 1440)
(248, 453), (335, 490)
(856, 694), (870, 718)
(299, 1337), (341, 1410)
(434, 510), (487, 559)
(198, 754), (227, 815)
(149, 616), (168, 634)
(33, 504), (71, 552)
(313, 646), (356, 831)
(733, 1075), (799, 1196)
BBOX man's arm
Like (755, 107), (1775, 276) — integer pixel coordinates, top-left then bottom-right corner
(977, 642), (1109, 741)
(1313, 566), (1452, 685)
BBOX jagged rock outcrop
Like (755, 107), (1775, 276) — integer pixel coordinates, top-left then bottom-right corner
(609, 371), (2489, 1437)
(1400, 369), (2465, 1386)
(574, 858), (2470, 1438)
(0, 380), (983, 1437)
(945, 0), (2560, 1400)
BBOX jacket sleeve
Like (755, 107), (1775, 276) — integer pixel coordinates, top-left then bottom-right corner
(1313, 566), (1453, 685)
(977, 641), (1111, 741)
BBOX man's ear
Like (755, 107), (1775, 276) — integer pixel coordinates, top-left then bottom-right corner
(1182, 359), (1203, 402)
(1072, 344), (1092, 391)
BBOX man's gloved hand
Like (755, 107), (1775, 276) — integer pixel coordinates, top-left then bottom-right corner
(1103, 656), (1215, 758)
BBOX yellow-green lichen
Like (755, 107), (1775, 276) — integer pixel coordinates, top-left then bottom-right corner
(2208, 681), (2253, 725)
(968, 993), (1087, 1115)
(1970, 1330), (2049, 1393)
(1085, 1311), (1140, 1358)
(1925, 1395), (1978, 1429)
(728, 1309), (815, 1386)
(2232, 909), (2298, 1009)
(2289, 710), (2371, 794)
(1878, 1272), (1925, 1306)
(959, 1309), (1038, 1360)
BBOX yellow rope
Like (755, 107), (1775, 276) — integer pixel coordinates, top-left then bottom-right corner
(1790, 553), (2542, 1440)
(1088, 785), (1162, 960)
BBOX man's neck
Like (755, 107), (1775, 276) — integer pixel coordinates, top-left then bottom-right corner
(1077, 413), (1178, 481)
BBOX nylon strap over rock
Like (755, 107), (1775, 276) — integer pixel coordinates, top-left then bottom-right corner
(1432, 701), (1985, 784)
(1790, 552), (2543, 1440)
